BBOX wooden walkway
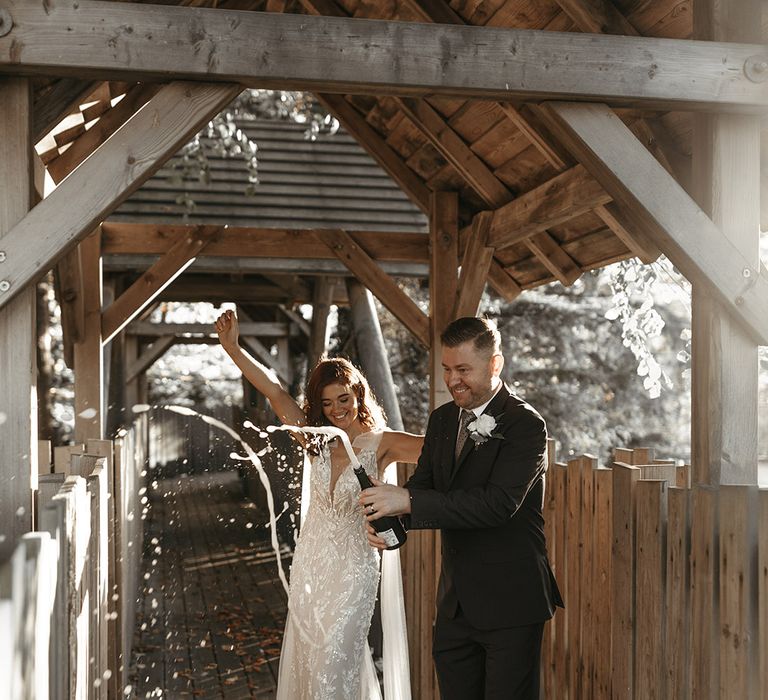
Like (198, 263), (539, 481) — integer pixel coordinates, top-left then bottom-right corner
(128, 470), (290, 698)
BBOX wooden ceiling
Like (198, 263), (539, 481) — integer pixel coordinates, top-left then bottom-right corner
(27, 0), (765, 308)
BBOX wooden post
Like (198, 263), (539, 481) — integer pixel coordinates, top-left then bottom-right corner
(346, 278), (404, 430)
(74, 228), (104, 442)
(0, 77), (36, 559)
(430, 192), (458, 409)
(690, 0), (763, 485)
(308, 276), (334, 371)
(413, 190), (458, 699)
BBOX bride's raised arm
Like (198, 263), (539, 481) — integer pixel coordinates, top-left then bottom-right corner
(215, 309), (305, 427)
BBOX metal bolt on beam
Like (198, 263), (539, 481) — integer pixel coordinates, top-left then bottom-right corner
(0, 280), (10, 293)
(0, 252), (6, 263)
(743, 268), (752, 278)
(0, 9), (13, 38)
(744, 55), (768, 82)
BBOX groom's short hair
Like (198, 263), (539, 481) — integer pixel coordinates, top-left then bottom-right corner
(440, 317), (501, 357)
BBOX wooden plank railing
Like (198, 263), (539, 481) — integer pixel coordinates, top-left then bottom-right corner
(0, 413), (148, 700)
(541, 446), (767, 699)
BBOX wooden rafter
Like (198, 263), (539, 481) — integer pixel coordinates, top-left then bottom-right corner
(551, 0), (691, 187)
(542, 101), (768, 344)
(455, 211), (494, 317)
(46, 83), (160, 183)
(396, 97), (512, 209)
(33, 78), (98, 142)
(315, 229), (430, 348)
(0, 81), (242, 311)
(101, 222), (429, 263)
(126, 335), (176, 382)
(102, 226), (220, 343)
(508, 102), (661, 263)
(316, 94), (431, 213)
(487, 262), (522, 302)
(386, 1), (616, 289)
(483, 165), (611, 249)
(2, 2), (767, 111)
(127, 321), (298, 337)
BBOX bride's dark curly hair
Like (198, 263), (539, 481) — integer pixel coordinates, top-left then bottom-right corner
(302, 357), (386, 431)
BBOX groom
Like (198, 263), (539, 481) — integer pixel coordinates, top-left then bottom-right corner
(361, 316), (563, 700)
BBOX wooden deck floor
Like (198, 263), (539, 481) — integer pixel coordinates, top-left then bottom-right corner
(127, 469), (290, 699)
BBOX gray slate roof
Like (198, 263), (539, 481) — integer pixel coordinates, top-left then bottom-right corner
(111, 119), (428, 233)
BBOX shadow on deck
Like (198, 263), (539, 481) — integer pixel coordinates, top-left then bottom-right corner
(128, 470), (290, 698)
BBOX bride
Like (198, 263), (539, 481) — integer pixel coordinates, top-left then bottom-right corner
(215, 310), (423, 699)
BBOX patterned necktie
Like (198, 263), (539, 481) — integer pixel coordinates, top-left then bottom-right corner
(455, 409), (475, 460)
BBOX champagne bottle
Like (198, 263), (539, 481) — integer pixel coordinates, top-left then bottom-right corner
(353, 464), (407, 550)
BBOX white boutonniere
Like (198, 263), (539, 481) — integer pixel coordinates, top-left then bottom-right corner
(467, 414), (504, 446)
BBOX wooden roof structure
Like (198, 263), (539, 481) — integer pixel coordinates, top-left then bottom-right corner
(1, 0), (767, 696)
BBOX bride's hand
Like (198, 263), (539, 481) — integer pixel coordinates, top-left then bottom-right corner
(215, 309), (239, 350)
(364, 521), (389, 551)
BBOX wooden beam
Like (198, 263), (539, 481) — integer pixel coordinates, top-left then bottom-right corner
(526, 231), (582, 286)
(487, 260), (523, 302)
(690, 0), (764, 487)
(0, 81), (241, 312)
(101, 222), (429, 263)
(241, 335), (291, 386)
(308, 277), (334, 369)
(541, 101), (768, 344)
(396, 97), (512, 208)
(101, 225), (219, 344)
(593, 202), (660, 264)
(316, 94), (431, 213)
(502, 102), (662, 263)
(553, 0), (638, 38)
(455, 211), (494, 317)
(46, 83), (160, 183)
(126, 321), (297, 338)
(0, 77), (35, 558)
(54, 246), (84, 368)
(551, 0), (691, 189)
(73, 229), (103, 442)
(33, 78), (98, 142)
(278, 305), (311, 337)
(430, 190), (457, 397)
(125, 336), (175, 389)
(157, 280), (340, 304)
(103, 253), (428, 279)
(316, 229), (430, 348)
(400, 0), (463, 25)
(485, 165), (612, 250)
(2, 2), (767, 112)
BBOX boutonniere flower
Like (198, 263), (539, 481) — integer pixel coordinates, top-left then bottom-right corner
(467, 413), (504, 446)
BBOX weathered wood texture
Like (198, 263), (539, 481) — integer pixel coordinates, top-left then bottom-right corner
(542, 448), (767, 700)
(0, 81), (241, 312)
(73, 230), (103, 442)
(0, 77), (35, 559)
(3, 2), (768, 111)
(690, 0), (763, 486)
(542, 101), (768, 345)
(0, 533), (57, 700)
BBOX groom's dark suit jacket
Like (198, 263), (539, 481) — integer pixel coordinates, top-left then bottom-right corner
(406, 385), (563, 630)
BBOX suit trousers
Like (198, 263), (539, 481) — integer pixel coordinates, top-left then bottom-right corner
(433, 606), (544, 700)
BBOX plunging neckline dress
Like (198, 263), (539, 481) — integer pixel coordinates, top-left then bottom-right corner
(275, 434), (382, 699)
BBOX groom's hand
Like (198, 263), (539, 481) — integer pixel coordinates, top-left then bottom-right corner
(359, 478), (411, 519)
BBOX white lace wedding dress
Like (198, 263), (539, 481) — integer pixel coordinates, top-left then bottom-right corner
(276, 433), (389, 699)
